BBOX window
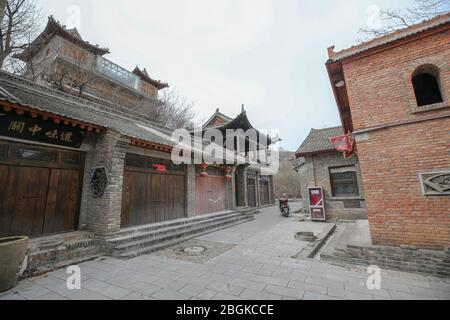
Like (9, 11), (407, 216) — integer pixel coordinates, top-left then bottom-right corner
(16, 148), (57, 162)
(329, 166), (359, 197)
(412, 65), (443, 107)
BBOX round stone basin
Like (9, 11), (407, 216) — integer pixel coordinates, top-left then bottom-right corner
(183, 246), (207, 256)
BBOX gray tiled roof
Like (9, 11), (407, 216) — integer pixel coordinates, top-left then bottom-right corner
(0, 71), (175, 147)
(295, 126), (343, 156)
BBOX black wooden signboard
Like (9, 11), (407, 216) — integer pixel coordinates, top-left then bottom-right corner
(0, 112), (85, 148)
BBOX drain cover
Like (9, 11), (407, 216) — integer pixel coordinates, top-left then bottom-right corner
(183, 246), (207, 255)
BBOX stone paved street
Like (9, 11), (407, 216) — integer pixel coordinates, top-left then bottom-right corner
(1, 206), (450, 301)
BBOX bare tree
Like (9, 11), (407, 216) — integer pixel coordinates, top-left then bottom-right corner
(41, 47), (99, 97)
(152, 88), (197, 129)
(359, 0), (450, 40)
(0, 0), (41, 69)
(273, 150), (302, 199)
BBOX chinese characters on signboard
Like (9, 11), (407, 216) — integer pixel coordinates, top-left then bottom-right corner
(0, 112), (85, 148)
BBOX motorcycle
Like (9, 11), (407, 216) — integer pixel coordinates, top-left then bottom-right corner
(279, 198), (290, 217)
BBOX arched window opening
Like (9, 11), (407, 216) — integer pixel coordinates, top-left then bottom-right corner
(412, 65), (443, 107)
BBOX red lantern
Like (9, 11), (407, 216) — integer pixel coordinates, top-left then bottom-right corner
(200, 162), (209, 177)
(223, 167), (233, 181)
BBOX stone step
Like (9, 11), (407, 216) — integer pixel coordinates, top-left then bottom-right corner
(115, 216), (253, 259)
(110, 214), (252, 254)
(25, 246), (103, 277)
(107, 212), (246, 245)
(104, 210), (239, 240)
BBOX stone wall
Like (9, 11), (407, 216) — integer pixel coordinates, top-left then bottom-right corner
(322, 243), (450, 279)
(299, 152), (367, 220)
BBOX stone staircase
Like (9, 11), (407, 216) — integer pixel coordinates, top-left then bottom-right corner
(105, 210), (255, 259)
(25, 232), (103, 277)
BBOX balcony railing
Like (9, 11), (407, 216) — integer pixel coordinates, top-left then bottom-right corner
(54, 38), (152, 96)
(95, 56), (140, 91)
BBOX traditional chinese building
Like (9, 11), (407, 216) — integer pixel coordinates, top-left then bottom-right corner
(0, 17), (275, 272)
(200, 108), (276, 211)
(326, 13), (450, 250)
(295, 127), (367, 220)
(15, 16), (168, 116)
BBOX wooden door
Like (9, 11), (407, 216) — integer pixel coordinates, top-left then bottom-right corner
(196, 176), (229, 215)
(247, 175), (257, 207)
(0, 142), (84, 238)
(0, 166), (82, 237)
(259, 177), (270, 206)
(121, 154), (186, 228)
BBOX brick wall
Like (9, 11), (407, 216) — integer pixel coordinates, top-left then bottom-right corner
(79, 130), (129, 235)
(355, 119), (450, 249)
(343, 27), (449, 131)
(342, 26), (450, 249)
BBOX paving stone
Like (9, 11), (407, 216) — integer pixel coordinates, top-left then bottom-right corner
(327, 287), (373, 300)
(409, 286), (450, 299)
(95, 284), (133, 299)
(287, 280), (328, 295)
(65, 289), (112, 300)
(230, 279), (266, 292)
(212, 293), (242, 300)
(263, 285), (303, 299)
(120, 292), (144, 300)
(196, 289), (219, 300)
(82, 278), (110, 291)
(240, 288), (283, 300)
(9, 207), (450, 301)
(125, 281), (162, 296)
(33, 292), (69, 300)
(0, 292), (27, 300)
(305, 276), (344, 289)
(152, 289), (192, 300)
(344, 283), (391, 298)
(388, 290), (438, 301)
(17, 285), (52, 300)
(253, 275), (289, 287)
(178, 284), (207, 297)
(303, 292), (340, 300)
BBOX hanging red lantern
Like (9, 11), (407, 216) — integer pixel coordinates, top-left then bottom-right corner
(223, 166), (233, 181)
(200, 162), (209, 177)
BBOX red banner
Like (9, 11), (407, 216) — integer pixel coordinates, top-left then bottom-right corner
(329, 134), (354, 158)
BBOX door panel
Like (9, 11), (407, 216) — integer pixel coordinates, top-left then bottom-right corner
(247, 176), (256, 208)
(44, 169), (80, 234)
(122, 171), (186, 228)
(0, 142), (83, 238)
(196, 176), (229, 215)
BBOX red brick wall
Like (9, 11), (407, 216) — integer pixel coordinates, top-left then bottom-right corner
(356, 119), (450, 249)
(342, 27), (450, 249)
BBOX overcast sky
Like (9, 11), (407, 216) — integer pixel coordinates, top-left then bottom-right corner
(38, 0), (413, 151)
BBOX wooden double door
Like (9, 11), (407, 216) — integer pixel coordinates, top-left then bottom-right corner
(259, 176), (271, 206)
(121, 154), (186, 228)
(247, 173), (257, 207)
(0, 142), (83, 238)
(196, 175), (230, 215)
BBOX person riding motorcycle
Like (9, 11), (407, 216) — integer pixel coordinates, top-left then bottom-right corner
(279, 193), (290, 216)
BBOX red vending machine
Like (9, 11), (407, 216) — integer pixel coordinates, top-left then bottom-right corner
(308, 187), (326, 221)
